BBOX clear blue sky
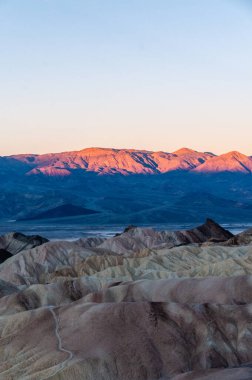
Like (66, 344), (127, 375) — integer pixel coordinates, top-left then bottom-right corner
(0, 0), (252, 155)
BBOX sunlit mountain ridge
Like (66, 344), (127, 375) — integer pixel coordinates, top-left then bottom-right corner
(4, 147), (252, 176)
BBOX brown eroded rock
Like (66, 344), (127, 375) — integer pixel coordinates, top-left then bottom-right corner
(0, 220), (235, 286)
(224, 228), (252, 246)
(0, 231), (48, 255)
(1, 239), (252, 286)
(2, 274), (252, 318)
(81, 275), (252, 305)
(97, 219), (233, 255)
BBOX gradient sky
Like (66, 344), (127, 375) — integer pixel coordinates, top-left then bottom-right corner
(1, 0), (252, 155)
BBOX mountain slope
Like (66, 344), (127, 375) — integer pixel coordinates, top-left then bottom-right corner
(194, 151), (252, 173)
(7, 147), (215, 176)
(19, 204), (99, 221)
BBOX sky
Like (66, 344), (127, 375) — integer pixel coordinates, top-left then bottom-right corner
(0, 0), (252, 156)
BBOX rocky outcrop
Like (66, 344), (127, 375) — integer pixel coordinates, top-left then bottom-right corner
(0, 231), (48, 256)
(75, 236), (106, 248)
(97, 219), (233, 255)
(224, 228), (252, 246)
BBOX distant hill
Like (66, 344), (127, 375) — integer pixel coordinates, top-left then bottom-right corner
(19, 204), (99, 221)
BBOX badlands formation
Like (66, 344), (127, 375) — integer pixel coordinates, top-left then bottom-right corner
(1, 220), (252, 379)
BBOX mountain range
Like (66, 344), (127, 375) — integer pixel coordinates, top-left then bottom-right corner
(0, 147), (252, 224)
(4, 147), (252, 176)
